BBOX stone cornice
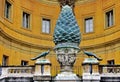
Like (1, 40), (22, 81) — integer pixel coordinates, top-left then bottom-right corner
(82, 27), (120, 41)
(81, 37), (120, 49)
(0, 20), (53, 41)
(75, 0), (96, 5)
(0, 27), (53, 50)
(36, 0), (96, 5)
(1, 19), (120, 49)
(1, 24), (120, 56)
(36, 0), (59, 5)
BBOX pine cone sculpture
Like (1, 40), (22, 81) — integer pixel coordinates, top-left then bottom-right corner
(53, 5), (81, 49)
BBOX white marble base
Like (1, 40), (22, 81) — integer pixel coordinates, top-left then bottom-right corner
(54, 72), (80, 82)
(82, 73), (100, 82)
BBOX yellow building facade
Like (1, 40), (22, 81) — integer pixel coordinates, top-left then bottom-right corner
(0, 0), (120, 76)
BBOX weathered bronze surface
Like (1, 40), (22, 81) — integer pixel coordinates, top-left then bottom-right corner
(53, 5), (81, 49)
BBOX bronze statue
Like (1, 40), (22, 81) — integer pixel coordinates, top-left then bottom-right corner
(58, 0), (75, 6)
(31, 50), (50, 60)
(82, 50), (102, 61)
(58, 0), (77, 11)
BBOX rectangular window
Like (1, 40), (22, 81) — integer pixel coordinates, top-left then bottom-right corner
(85, 17), (93, 33)
(22, 12), (30, 29)
(21, 60), (28, 66)
(107, 60), (114, 65)
(2, 55), (9, 66)
(105, 10), (114, 27)
(42, 18), (50, 34)
(5, 0), (12, 19)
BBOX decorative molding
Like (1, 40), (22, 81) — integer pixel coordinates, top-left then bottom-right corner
(1, 19), (120, 51)
(0, 20), (53, 41)
(81, 39), (120, 55)
(0, 28), (53, 54)
(76, 0), (96, 5)
(37, 0), (96, 5)
(82, 27), (120, 40)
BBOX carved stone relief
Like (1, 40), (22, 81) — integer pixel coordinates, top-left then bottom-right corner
(55, 48), (78, 72)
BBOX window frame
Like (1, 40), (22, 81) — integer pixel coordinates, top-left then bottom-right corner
(84, 17), (94, 33)
(42, 18), (51, 34)
(107, 60), (114, 65)
(22, 11), (31, 29)
(4, 0), (13, 22)
(105, 9), (114, 28)
(2, 55), (9, 66)
(104, 6), (115, 29)
(21, 60), (28, 66)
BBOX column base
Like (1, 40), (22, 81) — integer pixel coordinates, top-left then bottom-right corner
(54, 72), (81, 82)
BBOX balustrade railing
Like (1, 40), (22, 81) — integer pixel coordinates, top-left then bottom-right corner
(99, 65), (120, 74)
(0, 66), (35, 77)
(1, 65), (120, 78)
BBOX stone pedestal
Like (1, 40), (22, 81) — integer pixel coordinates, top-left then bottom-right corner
(53, 5), (81, 81)
(54, 48), (81, 82)
(82, 58), (100, 82)
(33, 59), (51, 82)
(54, 72), (80, 82)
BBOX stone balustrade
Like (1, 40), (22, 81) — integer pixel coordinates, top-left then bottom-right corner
(8, 68), (33, 74)
(99, 65), (120, 74)
(99, 65), (120, 82)
(0, 65), (120, 81)
(0, 66), (35, 78)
